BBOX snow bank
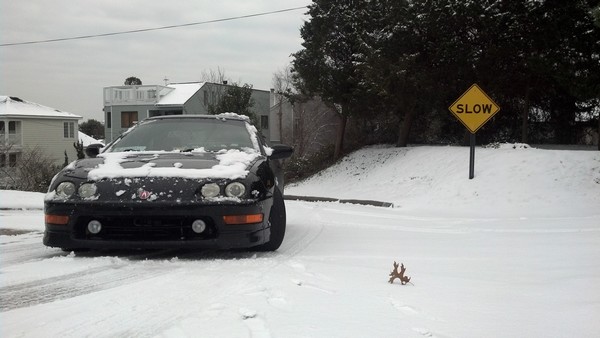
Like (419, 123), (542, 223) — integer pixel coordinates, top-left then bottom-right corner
(0, 190), (45, 210)
(287, 144), (600, 218)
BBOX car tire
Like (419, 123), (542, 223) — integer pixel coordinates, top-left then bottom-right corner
(253, 187), (286, 251)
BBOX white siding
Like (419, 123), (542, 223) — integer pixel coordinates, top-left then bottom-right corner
(22, 118), (79, 165)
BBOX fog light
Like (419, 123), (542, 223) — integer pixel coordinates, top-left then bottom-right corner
(192, 219), (207, 233)
(87, 220), (102, 234)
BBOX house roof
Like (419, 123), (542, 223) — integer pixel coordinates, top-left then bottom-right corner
(78, 131), (104, 147)
(0, 96), (81, 119)
(156, 82), (205, 106)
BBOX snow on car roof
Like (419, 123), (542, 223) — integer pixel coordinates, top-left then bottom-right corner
(147, 113), (249, 121)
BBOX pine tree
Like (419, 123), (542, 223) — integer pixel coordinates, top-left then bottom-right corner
(292, 0), (372, 159)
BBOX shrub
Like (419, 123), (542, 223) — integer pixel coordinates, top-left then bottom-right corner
(284, 145), (336, 183)
(1, 146), (63, 192)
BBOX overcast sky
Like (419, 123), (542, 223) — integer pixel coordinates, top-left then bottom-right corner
(1, 0), (310, 121)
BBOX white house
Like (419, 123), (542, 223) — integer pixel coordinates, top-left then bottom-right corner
(0, 96), (82, 168)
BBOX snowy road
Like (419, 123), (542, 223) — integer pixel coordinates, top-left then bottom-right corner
(2, 202), (599, 338)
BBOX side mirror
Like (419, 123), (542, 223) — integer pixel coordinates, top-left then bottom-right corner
(85, 143), (104, 158)
(269, 144), (294, 160)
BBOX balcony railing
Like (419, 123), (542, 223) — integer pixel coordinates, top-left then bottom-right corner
(103, 85), (172, 106)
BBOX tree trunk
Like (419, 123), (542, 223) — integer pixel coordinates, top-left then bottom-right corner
(396, 109), (415, 147)
(334, 114), (347, 160)
(521, 87), (531, 144)
(277, 99), (284, 144)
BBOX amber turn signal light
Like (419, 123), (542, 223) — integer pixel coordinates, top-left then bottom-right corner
(223, 214), (263, 225)
(45, 214), (70, 225)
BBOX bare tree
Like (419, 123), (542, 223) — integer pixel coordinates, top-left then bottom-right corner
(0, 145), (62, 192)
(272, 66), (295, 143)
(200, 67), (229, 84)
(0, 142), (17, 189)
(199, 67), (231, 109)
(286, 97), (337, 158)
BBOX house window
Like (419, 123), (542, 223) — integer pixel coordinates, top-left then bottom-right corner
(64, 122), (75, 138)
(106, 112), (112, 128)
(3, 121), (22, 145)
(260, 115), (269, 130)
(1, 153), (18, 167)
(9, 153), (17, 167)
(121, 111), (138, 128)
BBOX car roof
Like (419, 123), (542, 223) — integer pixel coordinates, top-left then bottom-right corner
(146, 114), (249, 122)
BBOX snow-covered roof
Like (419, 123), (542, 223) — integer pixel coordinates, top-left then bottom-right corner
(156, 83), (204, 106)
(0, 96), (81, 119)
(78, 131), (104, 147)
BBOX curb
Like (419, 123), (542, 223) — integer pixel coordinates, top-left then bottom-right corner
(284, 195), (394, 208)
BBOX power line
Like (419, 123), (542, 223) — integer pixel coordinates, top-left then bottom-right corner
(0, 6), (307, 47)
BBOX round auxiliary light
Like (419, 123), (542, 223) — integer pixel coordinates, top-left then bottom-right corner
(87, 220), (102, 234)
(56, 182), (76, 198)
(191, 219), (207, 234)
(201, 183), (220, 198)
(225, 182), (246, 198)
(78, 183), (98, 198)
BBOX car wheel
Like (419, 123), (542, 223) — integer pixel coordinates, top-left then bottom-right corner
(253, 188), (286, 251)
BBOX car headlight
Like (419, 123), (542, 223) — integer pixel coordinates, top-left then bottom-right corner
(201, 183), (220, 198)
(56, 182), (76, 198)
(225, 182), (246, 198)
(78, 183), (98, 198)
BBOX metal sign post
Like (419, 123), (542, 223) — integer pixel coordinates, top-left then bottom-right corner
(448, 84), (500, 179)
(469, 133), (475, 179)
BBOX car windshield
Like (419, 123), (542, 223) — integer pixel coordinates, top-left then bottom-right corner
(106, 118), (257, 153)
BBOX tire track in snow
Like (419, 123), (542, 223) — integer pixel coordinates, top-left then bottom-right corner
(95, 216), (328, 337)
(1, 202), (328, 336)
(0, 242), (69, 266)
(0, 258), (176, 312)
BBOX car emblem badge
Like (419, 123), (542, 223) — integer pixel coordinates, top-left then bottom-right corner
(138, 189), (152, 200)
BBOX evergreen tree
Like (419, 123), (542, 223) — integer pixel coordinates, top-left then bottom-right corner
(291, 0), (600, 147)
(292, 0), (373, 158)
(79, 119), (105, 140)
(207, 83), (257, 124)
(124, 76), (142, 85)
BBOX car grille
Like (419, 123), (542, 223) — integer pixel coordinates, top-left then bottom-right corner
(74, 216), (217, 241)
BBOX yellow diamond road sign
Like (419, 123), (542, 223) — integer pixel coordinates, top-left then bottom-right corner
(449, 84), (500, 133)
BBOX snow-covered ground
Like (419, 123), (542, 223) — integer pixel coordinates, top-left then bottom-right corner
(1, 144), (599, 337)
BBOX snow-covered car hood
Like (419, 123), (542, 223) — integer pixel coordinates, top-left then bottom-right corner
(62, 150), (262, 181)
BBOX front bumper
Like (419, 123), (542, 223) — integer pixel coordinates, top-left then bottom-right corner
(44, 199), (272, 250)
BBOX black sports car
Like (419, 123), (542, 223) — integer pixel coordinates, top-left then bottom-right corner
(44, 114), (293, 251)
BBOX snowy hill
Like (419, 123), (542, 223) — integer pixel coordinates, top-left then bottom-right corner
(287, 144), (600, 218)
